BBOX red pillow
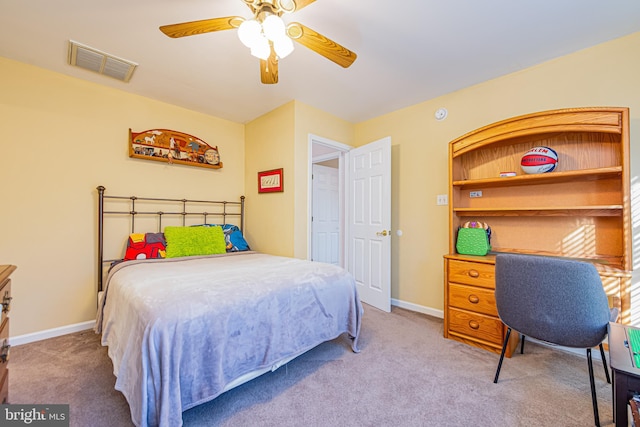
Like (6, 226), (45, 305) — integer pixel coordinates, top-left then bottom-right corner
(124, 233), (166, 260)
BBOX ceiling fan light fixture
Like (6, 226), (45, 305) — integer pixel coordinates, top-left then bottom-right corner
(250, 36), (271, 60)
(262, 15), (286, 41)
(159, 0), (358, 83)
(273, 36), (294, 59)
(238, 19), (262, 48)
(276, 0), (296, 13)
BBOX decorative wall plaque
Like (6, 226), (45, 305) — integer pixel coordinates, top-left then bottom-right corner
(129, 129), (222, 169)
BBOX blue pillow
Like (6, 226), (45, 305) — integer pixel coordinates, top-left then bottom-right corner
(193, 224), (250, 252)
(226, 227), (250, 252)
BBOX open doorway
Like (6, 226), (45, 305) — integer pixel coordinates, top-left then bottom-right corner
(308, 135), (351, 267)
(308, 134), (392, 312)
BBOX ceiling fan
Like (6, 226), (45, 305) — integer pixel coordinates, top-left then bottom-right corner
(159, 0), (357, 84)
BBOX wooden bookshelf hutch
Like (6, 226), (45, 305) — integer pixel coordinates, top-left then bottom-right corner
(443, 107), (631, 357)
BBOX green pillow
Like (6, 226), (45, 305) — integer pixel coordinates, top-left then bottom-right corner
(164, 226), (227, 258)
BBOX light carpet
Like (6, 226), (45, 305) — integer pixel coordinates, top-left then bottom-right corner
(10, 306), (614, 426)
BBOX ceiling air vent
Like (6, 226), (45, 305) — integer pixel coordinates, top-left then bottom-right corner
(68, 40), (137, 83)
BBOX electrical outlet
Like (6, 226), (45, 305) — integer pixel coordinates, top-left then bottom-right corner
(470, 191), (483, 198)
(436, 194), (448, 205)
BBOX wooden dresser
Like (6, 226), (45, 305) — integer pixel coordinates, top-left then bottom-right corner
(444, 254), (520, 356)
(0, 265), (15, 404)
(443, 107), (631, 357)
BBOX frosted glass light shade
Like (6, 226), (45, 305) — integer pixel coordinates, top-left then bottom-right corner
(273, 36), (294, 59)
(250, 36), (271, 60)
(262, 15), (286, 41)
(238, 19), (262, 48)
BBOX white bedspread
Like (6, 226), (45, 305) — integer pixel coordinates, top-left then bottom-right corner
(95, 252), (362, 427)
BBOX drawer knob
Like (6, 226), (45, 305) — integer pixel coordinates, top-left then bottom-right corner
(468, 320), (480, 330)
(468, 295), (480, 304)
(0, 340), (9, 364)
(2, 292), (11, 313)
(468, 269), (480, 278)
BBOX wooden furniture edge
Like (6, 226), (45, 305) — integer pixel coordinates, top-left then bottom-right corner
(451, 107), (626, 157)
(0, 266), (16, 284)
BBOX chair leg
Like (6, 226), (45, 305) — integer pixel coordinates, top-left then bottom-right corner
(520, 334), (526, 354)
(599, 343), (611, 384)
(494, 327), (511, 384)
(587, 348), (601, 427)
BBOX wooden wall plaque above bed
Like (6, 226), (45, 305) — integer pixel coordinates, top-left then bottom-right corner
(129, 128), (223, 169)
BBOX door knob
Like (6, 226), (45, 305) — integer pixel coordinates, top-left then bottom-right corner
(376, 230), (388, 236)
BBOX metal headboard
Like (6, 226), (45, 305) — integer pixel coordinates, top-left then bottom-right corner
(97, 185), (245, 292)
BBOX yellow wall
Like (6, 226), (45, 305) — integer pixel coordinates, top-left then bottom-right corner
(0, 57), (245, 336)
(243, 102), (296, 256)
(355, 31), (640, 316)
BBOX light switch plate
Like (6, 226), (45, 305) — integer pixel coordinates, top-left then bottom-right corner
(437, 194), (448, 205)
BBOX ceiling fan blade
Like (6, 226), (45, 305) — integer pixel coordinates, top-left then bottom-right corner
(159, 16), (243, 38)
(260, 46), (279, 84)
(292, 0), (316, 11)
(286, 23), (357, 68)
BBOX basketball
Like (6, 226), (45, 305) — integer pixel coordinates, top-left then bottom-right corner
(520, 146), (558, 174)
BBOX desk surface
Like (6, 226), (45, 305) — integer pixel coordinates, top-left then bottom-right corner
(609, 322), (640, 427)
(609, 322), (640, 375)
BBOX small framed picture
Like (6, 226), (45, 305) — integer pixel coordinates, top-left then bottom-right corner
(258, 168), (284, 193)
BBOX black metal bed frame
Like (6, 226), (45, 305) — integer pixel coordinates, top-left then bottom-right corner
(96, 185), (245, 292)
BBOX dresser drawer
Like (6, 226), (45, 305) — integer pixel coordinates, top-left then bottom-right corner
(449, 283), (498, 317)
(447, 259), (495, 289)
(448, 307), (504, 346)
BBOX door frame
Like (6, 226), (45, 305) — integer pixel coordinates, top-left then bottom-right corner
(307, 134), (352, 267)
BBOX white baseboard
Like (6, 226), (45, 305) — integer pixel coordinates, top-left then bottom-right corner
(391, 298), (444, 319)
(11, 320), (95, 346)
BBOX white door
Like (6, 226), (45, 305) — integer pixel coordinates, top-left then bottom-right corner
(348, 137), (391, 312)
(312, 163), (340, 265)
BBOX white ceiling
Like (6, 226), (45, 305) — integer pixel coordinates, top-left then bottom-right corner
(2, 0), (640, 124)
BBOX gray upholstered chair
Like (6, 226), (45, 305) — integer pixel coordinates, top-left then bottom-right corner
(492, 253), (617, 427)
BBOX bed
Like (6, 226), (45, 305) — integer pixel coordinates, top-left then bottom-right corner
(93, 186), (363, 427)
